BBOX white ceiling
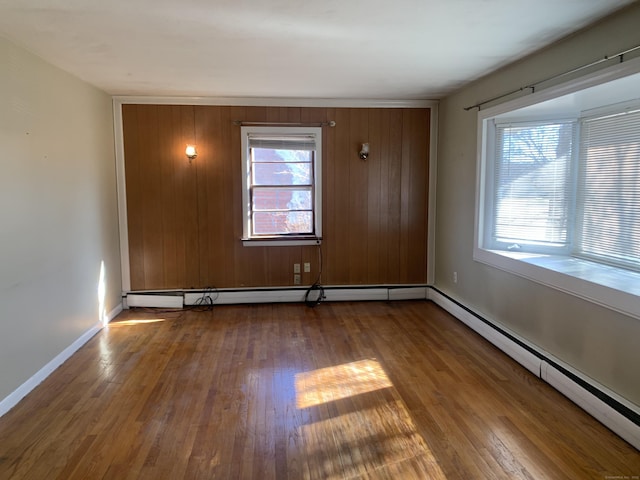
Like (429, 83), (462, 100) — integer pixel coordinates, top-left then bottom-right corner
(0, 0), (634, 100)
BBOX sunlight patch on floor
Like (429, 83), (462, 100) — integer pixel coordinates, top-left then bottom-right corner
(295, 359), (392, 409)
(299, 394), (446, 478)
(108, 318), (166, 327)
(295, 359), (447, 479)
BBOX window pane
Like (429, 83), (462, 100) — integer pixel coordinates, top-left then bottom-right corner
(253, 162), (312, 186)
(494, 122), (574, 247)
(253, 211), (313, 235)
(241, 126), (322, 242)
(577, 109), (640, 270)
(252, 148), (313, 163)
(253, 188), (312, 211)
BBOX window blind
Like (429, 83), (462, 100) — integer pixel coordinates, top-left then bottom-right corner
(248, 134), (317, 151)
(493, 122), (575, 248)
(576, 109), (640, 270)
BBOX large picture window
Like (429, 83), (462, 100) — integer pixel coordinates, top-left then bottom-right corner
(486, 108), (640, 271)
(475, 66), (640, 319)
(241, 126), (322, 245)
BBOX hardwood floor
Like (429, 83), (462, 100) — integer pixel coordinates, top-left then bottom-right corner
(0, 301), (638, 479)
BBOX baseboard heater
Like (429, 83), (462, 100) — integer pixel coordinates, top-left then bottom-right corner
(427, 286), (640, 451)
(126, 293), (185, 308)
(124, 285), (428, 308)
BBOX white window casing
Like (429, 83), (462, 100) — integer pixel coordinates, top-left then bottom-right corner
(241, 126), (322, 246)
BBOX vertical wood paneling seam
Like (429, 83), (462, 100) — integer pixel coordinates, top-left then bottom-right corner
(400, 109), (412, 281)
(192, 106), (204, 287)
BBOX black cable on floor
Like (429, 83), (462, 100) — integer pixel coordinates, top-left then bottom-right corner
(304, 242), (325, 308)
(191, 286), (218, 311)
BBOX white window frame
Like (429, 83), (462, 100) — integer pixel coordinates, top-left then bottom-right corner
(485, 118), (578, 256)
(474, 58), (640, 321)
(241, 126), (322, 246)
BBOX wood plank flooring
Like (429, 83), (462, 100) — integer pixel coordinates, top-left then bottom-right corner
(0, 300), (638, 479)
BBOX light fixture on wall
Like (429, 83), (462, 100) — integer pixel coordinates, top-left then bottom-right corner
(185, 145), (197, 163)
(359, 143), (369, 160)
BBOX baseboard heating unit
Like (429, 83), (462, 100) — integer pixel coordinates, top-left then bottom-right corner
(427, 287), (640, 451)
(123, 285), (428, 308)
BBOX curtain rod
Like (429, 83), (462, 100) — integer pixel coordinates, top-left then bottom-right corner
(464, 44), (640, 111)
(233, 120), (336, 127)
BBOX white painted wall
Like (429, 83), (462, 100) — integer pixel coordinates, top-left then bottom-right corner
(435, 4), (640, 407)
(0, 37), (121, 402)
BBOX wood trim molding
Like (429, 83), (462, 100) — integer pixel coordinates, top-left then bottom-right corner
(112, 96), (438, 109)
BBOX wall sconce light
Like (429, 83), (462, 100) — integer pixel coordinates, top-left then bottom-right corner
(185, 145), (197, 162)
(359, 143), (369, 160)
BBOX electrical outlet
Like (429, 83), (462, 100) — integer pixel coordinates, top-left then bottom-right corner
(453, 271), (458, 284)
(294, 274), (301, 285)
(304, 262), (311, 273)
(294, 263), (300, 273)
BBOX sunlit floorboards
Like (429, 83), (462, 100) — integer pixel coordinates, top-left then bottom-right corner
(0, 300), (638, 479)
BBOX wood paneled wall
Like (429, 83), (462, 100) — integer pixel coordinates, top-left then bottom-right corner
(122, 105), (430, 290)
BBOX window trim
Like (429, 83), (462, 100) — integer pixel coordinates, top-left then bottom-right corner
(240, 126), (322, 246)
(474, 58), (640, 321)
(486, 118), (578, 256)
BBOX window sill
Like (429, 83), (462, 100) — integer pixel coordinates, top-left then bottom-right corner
(474, 248), (640, 320)
(242, 237), (322, 247)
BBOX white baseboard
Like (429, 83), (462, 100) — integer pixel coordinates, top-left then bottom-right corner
(427, 288), (542, 375)
(127, 294), (184, 308)
(541, 362), (640, 450)
(185, 289), (306, 305)
(106, 303), (123, 324)
(389, 286), (428, 301)
(428, 287), (640, 451)
(324, 288), (389, 302)
(133, 285), (429, 307)
(0, 303), (123, 418)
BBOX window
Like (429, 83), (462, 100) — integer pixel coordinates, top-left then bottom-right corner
(576, 109), (640, 270)
(475, 66), (640, 320)
(241, 126), (322, 246)
(485, 108), (640, 271)
(489, 121), (576, 253)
